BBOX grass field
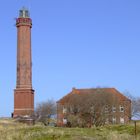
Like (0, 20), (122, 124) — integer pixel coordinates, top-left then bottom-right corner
(0, 119), (139, 140)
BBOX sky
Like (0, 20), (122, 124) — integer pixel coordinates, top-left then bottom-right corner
(0, 0), (140, 117)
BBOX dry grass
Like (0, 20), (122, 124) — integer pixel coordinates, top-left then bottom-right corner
(0, 118), (139, 140)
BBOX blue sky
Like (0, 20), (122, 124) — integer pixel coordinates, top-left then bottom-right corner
(0, 0), (140, 116)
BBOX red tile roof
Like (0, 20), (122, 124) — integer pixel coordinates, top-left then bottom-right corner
(57, 88), (130, 104)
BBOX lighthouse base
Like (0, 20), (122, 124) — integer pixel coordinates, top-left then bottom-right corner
(13, 88), (34, 118)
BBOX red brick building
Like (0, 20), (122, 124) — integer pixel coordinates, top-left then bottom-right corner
(57, 88), (131, 127)
(13, 8), (34, 117)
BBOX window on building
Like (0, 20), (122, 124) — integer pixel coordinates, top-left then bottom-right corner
(112, 117), (116, 124)
(63, 118), (67, 125)
(112, 106), (116, 112)
(70, 107), (73, 113)
(105, 118), (109, 124)
(105, 105), (109, 113)
(63, 107), (67, 114)
(120, 117), (124, 124)
(120, 106), (124, 112)
(90, 106), (94, 114)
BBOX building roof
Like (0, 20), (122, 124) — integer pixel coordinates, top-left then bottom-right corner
(57, 87), (131, 104)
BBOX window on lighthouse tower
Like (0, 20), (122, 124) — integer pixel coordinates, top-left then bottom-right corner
(19, 8), (29, 18)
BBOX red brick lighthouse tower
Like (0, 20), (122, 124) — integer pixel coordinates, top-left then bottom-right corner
(13, 8), (34, 117)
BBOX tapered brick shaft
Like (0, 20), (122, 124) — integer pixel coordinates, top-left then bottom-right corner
(13, 8), (34, 117)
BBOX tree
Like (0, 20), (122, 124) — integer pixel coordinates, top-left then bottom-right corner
(60, 88), (132, 127)
(35, 99), (56, 125)
(64, 88), (119, 127)
(124, 91), (140, 119)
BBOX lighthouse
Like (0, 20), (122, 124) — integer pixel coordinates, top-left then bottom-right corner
(13, 8), (34, 117)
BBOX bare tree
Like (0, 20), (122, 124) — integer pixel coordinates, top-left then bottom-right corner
(35, 99), (56, 126)
(124, 91), (140, 119)
(64, 89), (119, 127)
(61, 88), (132, 127)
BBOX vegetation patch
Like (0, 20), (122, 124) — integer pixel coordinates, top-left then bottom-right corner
(0, 119), (140, 140)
